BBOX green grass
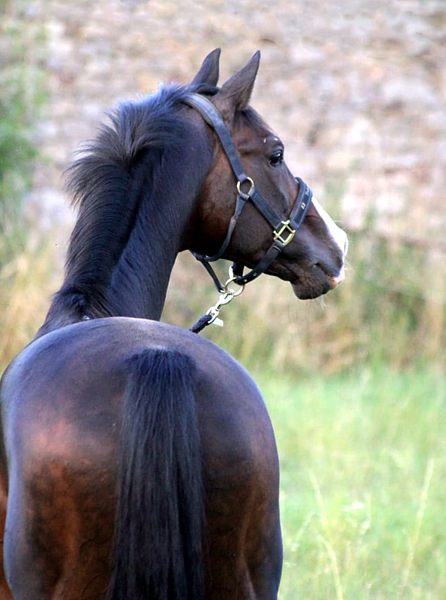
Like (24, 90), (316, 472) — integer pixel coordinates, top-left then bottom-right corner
(255, 367), (446, 599)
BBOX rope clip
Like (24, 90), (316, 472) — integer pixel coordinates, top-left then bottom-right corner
(205, 268), (245, 327)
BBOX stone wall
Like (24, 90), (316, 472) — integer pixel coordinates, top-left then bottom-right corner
(12, 0), (444, 246)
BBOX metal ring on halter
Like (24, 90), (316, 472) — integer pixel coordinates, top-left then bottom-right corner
(236, 177), (254, 199)
(222, 276), (245, 297)
(223, 266), (245, 296)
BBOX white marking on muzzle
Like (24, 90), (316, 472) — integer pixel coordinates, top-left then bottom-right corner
(312, 197), (348, 287)
(312, 197), (348, 258)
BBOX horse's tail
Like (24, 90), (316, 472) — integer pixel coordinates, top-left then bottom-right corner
(107, 348), (204, 600)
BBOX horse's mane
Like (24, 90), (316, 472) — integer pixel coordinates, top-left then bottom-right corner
(65, 84), (192, 290)
(38, 84), (211, 332)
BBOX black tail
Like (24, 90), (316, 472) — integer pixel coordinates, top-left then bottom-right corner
(107, 348), (204, 600)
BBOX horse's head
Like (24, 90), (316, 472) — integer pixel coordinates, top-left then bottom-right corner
(185, 49), (347, 300)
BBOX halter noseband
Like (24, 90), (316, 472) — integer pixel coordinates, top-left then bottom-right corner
(183, 93), (313, 293)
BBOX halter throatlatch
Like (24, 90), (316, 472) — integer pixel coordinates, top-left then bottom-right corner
(184, 93), (313, 331)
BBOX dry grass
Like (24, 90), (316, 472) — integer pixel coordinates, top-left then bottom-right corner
(0, 237), (59, 371)
(164, 239), (446, 376)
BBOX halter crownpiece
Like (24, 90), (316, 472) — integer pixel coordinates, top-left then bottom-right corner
(184, 93), (313, 331)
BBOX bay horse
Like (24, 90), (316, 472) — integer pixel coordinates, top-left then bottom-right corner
(0, 50), (347, 599)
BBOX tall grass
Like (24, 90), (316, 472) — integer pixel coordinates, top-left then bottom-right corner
(164, 230), (445, 375)
(255, 367), (446, 599)
(0, 241), (59, 369)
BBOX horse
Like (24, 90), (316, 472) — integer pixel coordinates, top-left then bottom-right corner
(0, 49), (347, 599)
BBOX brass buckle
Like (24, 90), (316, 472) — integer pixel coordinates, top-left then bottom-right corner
(273, 220), (296, 246)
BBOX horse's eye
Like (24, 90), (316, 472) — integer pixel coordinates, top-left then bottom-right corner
(269, 150), (284, 166)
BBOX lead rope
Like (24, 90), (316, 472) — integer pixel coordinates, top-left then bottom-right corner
(189, 314), (213, 334)
(189, 266), (245, 334)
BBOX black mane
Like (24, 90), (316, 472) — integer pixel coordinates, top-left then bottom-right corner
(65, 84), (192, 289)
(38, 83), (213, 334)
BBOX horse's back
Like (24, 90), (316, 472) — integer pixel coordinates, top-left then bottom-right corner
(2, 317), (276, 472)
(0, 317), (281, 599)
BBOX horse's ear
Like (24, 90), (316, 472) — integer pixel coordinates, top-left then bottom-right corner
(190, 48), (221, 87)
(214, 51), (261, 120)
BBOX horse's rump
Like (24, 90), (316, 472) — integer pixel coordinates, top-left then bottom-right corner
(1, 318), (282, 598)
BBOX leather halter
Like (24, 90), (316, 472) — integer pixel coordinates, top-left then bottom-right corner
(183, 93), (313, 292)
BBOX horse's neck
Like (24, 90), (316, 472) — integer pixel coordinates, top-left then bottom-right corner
(37, 136), (213, 338)
(107, 143), (213, 318)
(106, 190), (187, 320)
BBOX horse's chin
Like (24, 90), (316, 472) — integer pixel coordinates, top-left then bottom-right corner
(290, 277), (332, 300)
(290, 261), (346, 299)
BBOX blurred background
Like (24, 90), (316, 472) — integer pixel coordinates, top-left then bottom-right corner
(1, 0), (445, 597)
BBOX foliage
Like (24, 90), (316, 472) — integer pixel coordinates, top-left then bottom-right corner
(0, 1), (46, 252)
(0, 1), (50, 371)
(0, 72), (39, 251)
